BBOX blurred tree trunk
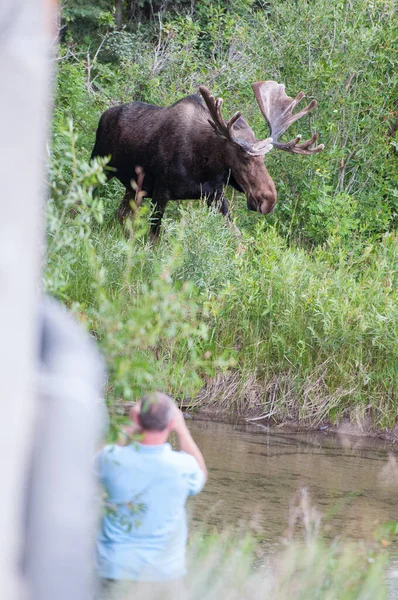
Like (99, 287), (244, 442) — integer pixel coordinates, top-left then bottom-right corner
(0, 0), (55, 598)
(126, 0), (133, 22)
(115, 0), (123, 27)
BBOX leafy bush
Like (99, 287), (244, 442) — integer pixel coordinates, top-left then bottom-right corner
(45, 124), (219, 438)
(44, 123), (397, 428)
(49, 0), (398, 431)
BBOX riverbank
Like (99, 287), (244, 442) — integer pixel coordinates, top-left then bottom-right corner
(189, 404), (398, 444)
(120, 376), (398, 443)
(46, 192), (397, 435)
(192, 373), (398, 442)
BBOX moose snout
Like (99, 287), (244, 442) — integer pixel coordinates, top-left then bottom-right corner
(247, 199), (257, 212)
(245, 172), (278, 215)
(247, 191), (277, 215)
(259, 197), (277, 214)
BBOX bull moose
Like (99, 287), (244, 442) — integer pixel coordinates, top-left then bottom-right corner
(91, 81), (324, 238)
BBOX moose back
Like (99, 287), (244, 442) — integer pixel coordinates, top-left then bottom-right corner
(91, 82), (324, 238)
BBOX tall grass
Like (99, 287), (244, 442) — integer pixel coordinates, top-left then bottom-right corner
(201, 220), (398, 427)
(48, 0), (398, 429)
(185, 530), (389, 600)
(45, 150), (398, 428)
(101, 489), (391, 599)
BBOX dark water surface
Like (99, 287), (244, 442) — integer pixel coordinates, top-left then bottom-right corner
(187, 419), (398, 548)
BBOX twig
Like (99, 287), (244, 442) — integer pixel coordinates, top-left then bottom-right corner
(92, 33), (109, 64)
(345, 72), (357, 92)
(85, 33), (109, 96)
(337, 149), (356, 191)
(246, 409), (278, 422)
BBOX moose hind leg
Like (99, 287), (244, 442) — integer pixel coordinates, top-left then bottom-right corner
(117, 189), (137, 238)
(149, 199), (167, 243)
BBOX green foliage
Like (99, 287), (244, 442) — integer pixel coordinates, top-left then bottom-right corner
(46, 121), (107, 297)
(57, 0), (398, 246)
(49, 0), (398, 432)
(102, 30), (141, 62)
(46, 124), (220, 434)
(162, 206), (397, 427)
(44, 124), (398, 428)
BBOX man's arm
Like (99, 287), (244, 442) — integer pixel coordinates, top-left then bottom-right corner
(171, 408), (208, 480)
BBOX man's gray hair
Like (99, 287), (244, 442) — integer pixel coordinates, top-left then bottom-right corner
(139, 392), (175, 431)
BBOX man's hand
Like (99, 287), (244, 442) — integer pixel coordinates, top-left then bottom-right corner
(129, 402), (141, 422)
(116, 403), (142, 446)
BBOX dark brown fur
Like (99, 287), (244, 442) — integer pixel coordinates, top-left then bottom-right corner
(91, 94), (277, 238)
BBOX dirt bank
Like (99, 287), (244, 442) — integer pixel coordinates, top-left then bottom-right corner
(120, 370), (398, 444)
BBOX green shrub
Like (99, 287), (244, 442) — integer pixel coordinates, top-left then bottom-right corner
(44, 124), (398, 428)
(48, 0), (398, 430)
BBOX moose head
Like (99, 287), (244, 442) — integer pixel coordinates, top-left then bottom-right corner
(199, 81), (324, 215)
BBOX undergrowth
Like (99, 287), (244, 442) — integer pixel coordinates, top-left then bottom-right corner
(104, 488), (392, 599)
(45, 124), (397, 430)
(48, 0), (398, 430)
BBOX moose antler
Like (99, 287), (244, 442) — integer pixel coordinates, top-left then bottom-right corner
(199, 86), (273, 157)
(252, 81), (324, 155)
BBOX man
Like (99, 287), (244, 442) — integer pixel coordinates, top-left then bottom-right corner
(96, 392), (207, 599)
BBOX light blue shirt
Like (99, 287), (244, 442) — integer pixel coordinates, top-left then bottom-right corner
(96, 442), (205, 581)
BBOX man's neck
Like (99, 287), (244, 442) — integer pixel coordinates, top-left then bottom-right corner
(139, 430), (169, 446)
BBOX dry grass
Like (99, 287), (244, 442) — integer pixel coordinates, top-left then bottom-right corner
(193, 365), (386, 434)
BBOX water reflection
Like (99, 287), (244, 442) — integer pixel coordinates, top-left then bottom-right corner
(187, 419), (398, 548)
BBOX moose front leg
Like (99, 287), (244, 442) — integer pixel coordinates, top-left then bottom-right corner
(208, 191), (241, 239)
(207, 190), (230, 218)
(149, 195), (168, 243)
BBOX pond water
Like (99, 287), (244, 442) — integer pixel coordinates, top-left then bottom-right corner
(187, 418), (398, 549)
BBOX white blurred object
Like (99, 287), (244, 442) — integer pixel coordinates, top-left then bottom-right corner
(0, 2), (107, 599)
(24, 298), (107, 600)
(0, 1), (53, 598)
